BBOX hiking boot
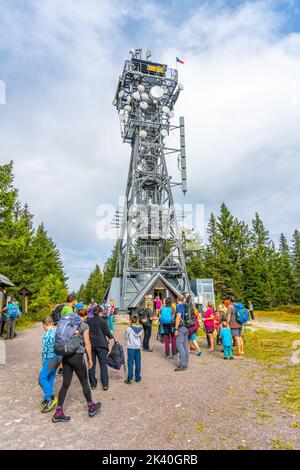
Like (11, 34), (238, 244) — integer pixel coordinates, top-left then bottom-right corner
(174, 366), (187, 372)
(196, 351), (202, 357)
(103, 386), (109, 391)
(91, 386), (97, 391)
(230, 356), (234, 360)
(40, 400), (48, 410)
(223, 357), (228, 360)
(135, 378), (142, 383)
(52, 409), (71, 423)
(124, 379), (132, 384)
(42, 396), (58, 413)
(88, 402), (101, 418)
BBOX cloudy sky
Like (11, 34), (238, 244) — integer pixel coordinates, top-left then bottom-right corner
(1, 0), (300, 290)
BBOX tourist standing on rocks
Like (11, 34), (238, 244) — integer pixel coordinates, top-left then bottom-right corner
(174, 294), (189, 372)
(52, 308), (101, 423)
(88, 305), (114, 391)
(227, 296), (244, 358)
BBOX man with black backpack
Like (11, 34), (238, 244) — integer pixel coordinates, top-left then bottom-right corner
(174, 294), (192, 372)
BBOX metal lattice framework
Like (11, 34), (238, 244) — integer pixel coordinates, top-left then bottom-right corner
(111, 49), (190, 311)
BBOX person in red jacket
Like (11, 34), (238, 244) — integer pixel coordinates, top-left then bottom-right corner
(214, 310), (221, 345)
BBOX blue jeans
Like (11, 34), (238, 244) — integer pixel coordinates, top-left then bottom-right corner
(176, 326), (189, 368)
(39, 356), (60, 400)
(127, 348), (141, 382)
(224, 345), (233, 358)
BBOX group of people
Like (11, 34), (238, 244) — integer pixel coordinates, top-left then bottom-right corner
(35, 292), (253, 423)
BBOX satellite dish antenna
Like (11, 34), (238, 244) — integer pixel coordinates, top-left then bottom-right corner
(150, 86), (164, 100)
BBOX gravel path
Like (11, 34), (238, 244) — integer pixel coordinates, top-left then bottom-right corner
(0, 324), (299, 450)
(249, 320), (300, 333)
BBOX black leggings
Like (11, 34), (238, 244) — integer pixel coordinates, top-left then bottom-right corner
(58, 353), (92, 407)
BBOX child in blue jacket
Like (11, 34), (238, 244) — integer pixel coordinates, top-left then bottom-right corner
(220, 321), (234, 360)
(38, 317), (61, 413)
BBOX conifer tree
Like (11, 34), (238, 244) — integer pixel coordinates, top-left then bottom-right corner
(292, 230), (300, 304)
(84, 264), (104, 303)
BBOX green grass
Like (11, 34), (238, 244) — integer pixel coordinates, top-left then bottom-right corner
(269, 438), (295, 450)
(244, 329), (299, 363)
(254, 310), (300, 325)
(15, 315), (39, 332)
(244, 329), (300, 412)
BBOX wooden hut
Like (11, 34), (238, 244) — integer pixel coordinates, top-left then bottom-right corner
(0, 274), (15, 311)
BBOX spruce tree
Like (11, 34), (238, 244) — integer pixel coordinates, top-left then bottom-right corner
(273, 233), (294, 305)
(85, 264), (104, 303)
(244, 213), (274, 309)
(292, 230), (300, 304)
(77, 283), (86, 302)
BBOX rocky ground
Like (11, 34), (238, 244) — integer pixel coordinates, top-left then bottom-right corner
(0, 324), (299, 450)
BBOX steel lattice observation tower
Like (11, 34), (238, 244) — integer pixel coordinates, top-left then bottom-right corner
(106, 48), (191, 313)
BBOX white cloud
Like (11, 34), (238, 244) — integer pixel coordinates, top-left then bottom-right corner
(1, 0), (300, 289)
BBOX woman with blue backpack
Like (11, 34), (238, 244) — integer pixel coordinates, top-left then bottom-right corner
(160, 297), (176, 359)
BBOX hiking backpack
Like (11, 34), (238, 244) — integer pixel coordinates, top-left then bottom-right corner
(51, 303), (64, 325)
(107, 341), (125, 371)
(160, 306), (174, 325)
(54, 314), (82, 356)
(234, 303), (249, 325)
(183, 302), (196, 329)
(11, 304), (20, 318)
(188, 313), (199, 336)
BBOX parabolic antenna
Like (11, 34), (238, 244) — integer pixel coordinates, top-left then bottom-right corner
(150, 85), (164, 100)
(124, 105), (131, 112)
(140, 101), (148, 110)
(118, 90), (125, 98)
(161, 129), (168, 137)
(132, 91), (141, 100)
(141, 92), (149, 101)
(138, 84), (145, 93)
(162, 105), (170, 114)
(139, 129), (147, 138)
